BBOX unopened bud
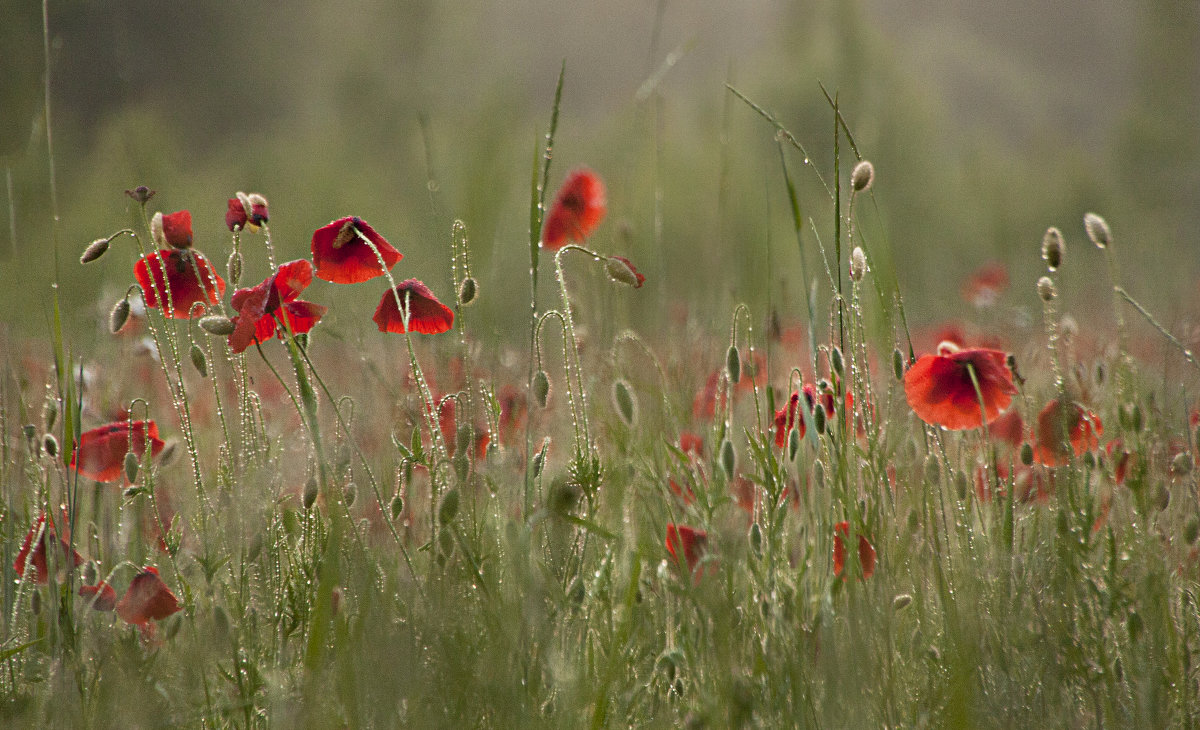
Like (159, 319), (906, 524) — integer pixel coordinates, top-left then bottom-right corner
(1173, 451), (1194, 476)
(43, 434), (58, 457)
(124, 451), (140, 483)
(726, 345), (741, 385)
(109, 298), (131, 333)
(788, 426), (801, 461)
(438, 489), (460, 524)
(532, 370), (550, 408)
(532, 437), (550, 477)
(720, 438), (736, 481)
(893, 593), (912, 610)
(851, 160), (875, 192)
(749, 522), (763, 557)
(849, 246), (867, 282)
(227, 250), (244, 286)
(1083, 212), (1111, 249)
(43, 399), (58, 432)
(390, 492), (404, 521)
(80, 237), (112, 264)
(1037, 276), (1056, 302)
(303, 476), (318, 510)
(604, 256), (644, 288)
(612, 379), (637, 427)
(200, 315), (236, 336)
(457, 276), (478, 306)
(343, 482), (357, 508)
(1041, 227), (1064, 271)
(892, 348), (905, 381)
(830, 347), (844, 378)
(1186, 517), (1200, 545)
(190, 343), (208, 377)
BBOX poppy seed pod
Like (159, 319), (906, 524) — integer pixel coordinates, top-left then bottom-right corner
(851, 160), (875, 192)
(1083, 212), (1111, 249)
(1041, 227), (1064, 271)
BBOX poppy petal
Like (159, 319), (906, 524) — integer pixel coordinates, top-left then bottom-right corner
(276, 300), (327, 337)
(542, 168), (607, 250)
(373, 279), (454, 334)
(134, 250), (226, 319)
(71, 420), (165, 483)
(903, 348), (1016, 430)
(311, 217), (403, 284)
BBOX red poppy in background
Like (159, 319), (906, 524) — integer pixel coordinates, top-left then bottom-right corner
(692, 370), (727, 421)
(666, 524), (712, 583)
(373, 279), (454, 334)
(228, 259), (328, 353)
(679, 431), (704, 457)
(960, 261), (1009, 307)
(987, 409), (1025, 449)
(773, 384), (834, 448)
(159, 210), (193, 249)
(1033, 399), (1102, 466)
(14, 513), (84, 584)
(79, 581), (118, 611)
(311, 216), (403, 284)
(542, 168), (606, 250)
(117, 566), (182, 638)
(833, 521), (876, 579)
(134, 250), (226, 319)
(71, 420), (165, 483)
(903, 343), (1017, 431)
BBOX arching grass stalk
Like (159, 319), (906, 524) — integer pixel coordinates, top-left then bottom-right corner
(613, 331), (677, 429)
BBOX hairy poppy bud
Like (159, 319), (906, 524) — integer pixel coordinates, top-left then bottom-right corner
(612, 379), (637, 427)
(892, 348), (905, 381)
(43, 434), (58, 457)
(438, 489), (460, 524)
(532, 437), (550, 477)
(719, 438), (736, 481)
(849, 246), (867, 282)
(199, 315), (235, 336)
(124, 451), (140, 483)
(726, 345), (741, 385)
(343, 482), (357, 508)
(1037, 276), (1056, 302)
(893, 594), (913, 610)
(604, 256), (645, 288)
(1083, 212), (1111, 249)
(390, 492), (404, 521)
(532, 370), (550, 408)
(190, 343), (208, 377)
(457, 276), (478, 306)
(851, 160), (875, 192)
(109, 298), (131, 334)
(1041, 227), (1064, 271)
(303, 476), (318, 510)
(81, 237), (112, 264)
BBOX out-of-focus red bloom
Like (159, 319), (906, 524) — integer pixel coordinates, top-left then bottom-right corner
(542, 168), (606, 250)
(833, 521), (876, 579)
(71, 420), (165, 483)
(228, 259), (328, 354)
(903, 343), (1017, 431)
(692, 370), (727, 421)
(134, 250), (226, 319)
(160, 210), (193, 249)
(14, 513), (84, 584)
(666, 524), (713, 583)
(311, 216), (403, 284)
(373, 279), (454, 334)
(960, 261), (1009, 307)
(679, 431), (704, 457)
(1034, 399), (1102, 466)
(437, 397), (491, 460)
(668, 477), (696, 505)
(1106, 439), (1133, 486)
(116, 566), (182, 638)
(772, 384), (833, 448)
(79, 581), (118, 611)
(497, 384), (527, 445)
(987, 409), (1025, 449)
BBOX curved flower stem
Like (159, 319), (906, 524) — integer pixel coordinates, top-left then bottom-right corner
(554, 244), (601, 458)
(535, 310), (583, 454)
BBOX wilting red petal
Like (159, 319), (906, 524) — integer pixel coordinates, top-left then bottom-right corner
(373, 279), (454, 334)
(311, 217), (403, 284)
(903, 347), (1017, 430)
(79, 582), (118, 611)
(960, 261), (1009, 307)
(1033, 399), (1102, 466)
(71, 420), (165, 483)
(833, 521), (876, 579)
(117, 566), (182, 628)
(134, 250), (226, 319)
(225, 198), (249, 231)
(542, 168), (607, 250)
(14, 513), (84, 584)
(666, 524), (711, 583)
(160, 210), (193, 249)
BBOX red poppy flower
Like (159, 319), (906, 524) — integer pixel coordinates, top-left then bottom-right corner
(71, 420), (165, 483)
(960, 261), (1009, 307)
(311, 216), (403, 284)
(1033, 398), (1102, 466)
(79, 581), (118, 611)
(666, 524), (712, 583)
(542, 168), (606, 250)
(225, 193), (269, 232)
(117, 566), (182, 637)
(773, 384), (833, 447)
(903, 343), (1017, 431)
(833, 521), (876, 579)
(14, 513), (84, 584)
(373, 279), (454, 334)
(134, 249), (226, 319)
(159, 210), (193, 249)
(228, 259), (328, 353)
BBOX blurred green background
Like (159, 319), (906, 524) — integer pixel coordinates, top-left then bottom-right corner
(1, 0), (1197, 353)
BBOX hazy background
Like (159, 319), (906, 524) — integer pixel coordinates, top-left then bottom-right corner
(1, 0), (1197, 352)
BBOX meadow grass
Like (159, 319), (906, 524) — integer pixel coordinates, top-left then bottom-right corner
(3, 45), (1200, 729)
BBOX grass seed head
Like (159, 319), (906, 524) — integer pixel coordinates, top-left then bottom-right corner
(851, 160), (875, 192)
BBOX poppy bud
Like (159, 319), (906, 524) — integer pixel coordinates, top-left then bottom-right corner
(303, 476), (318, 510)
(390, 492), (404, 521)
(43, 434), (58, 457)
(80, 237), (112, 264)
(851, 160), (875, 192)
(1083, 212), (1111, 249)
(343, 482), (357, 508)
(923, 455), (940, 485)
(813, 403), (827, 434)
(227, 250), (243, 287)
(849, 246), (867, 282)
(83, 561), (98, 586)
(1041, 227), (1064, 271)
(788, 426), (801, 462)
(1020, 442), (1034, 466)
(43, 399), (57, 432)
(532, 440), (549, 478)
(612, 379), (636, 427)
(125, 186), (156, 204)
(726, 345), (741, 385)
(438, 489), (460, 524)
(1156, 484), (1171, 512)
(893, 593), (912, 610)
(199, 315), (236, 336)
(604, 256), (644, 288)
(813, 460), (826, 491)
(749, 522), (763, 557)
(124, 451), (140, 483)
(830, 347), (844, 378)
(532, 370), (550, 408)
(892, 348), (904, 381)
(109, 298), (132, 334)
(190, 343), (208, 377)
(1185, 517), (1200, 545)
(150, 212), (167, 249)
(457, 276), (478, 306)
(1037, 276), (1056, 302)
(720, 438), (736, 481)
